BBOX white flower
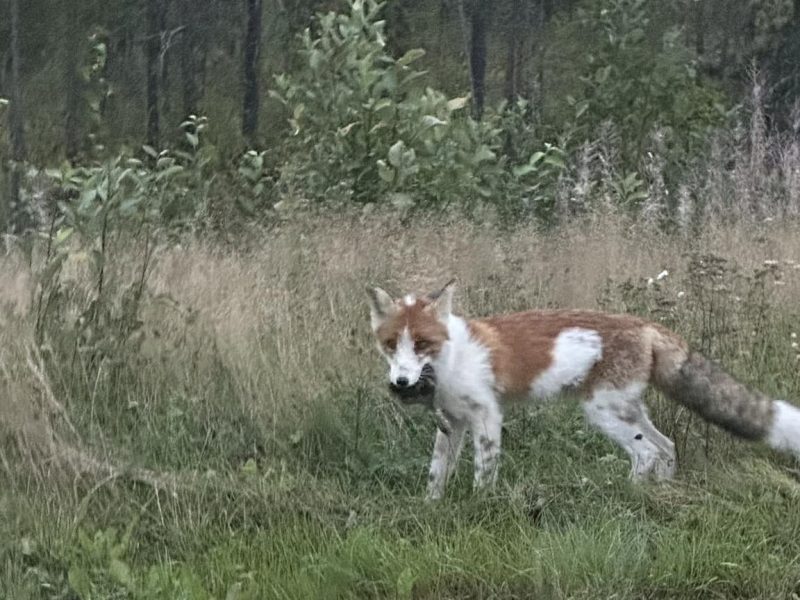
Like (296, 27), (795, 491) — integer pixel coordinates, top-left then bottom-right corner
(647, 278), (654, 286)
(764, 259), (779, 266)
(792, 342), (799, 350)
(656, 270), (669, 281)
(677, 291), (686, 298)
(792, 332), (797, 339)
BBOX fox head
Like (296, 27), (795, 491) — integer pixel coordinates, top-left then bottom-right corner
(366, 279), (455, 396)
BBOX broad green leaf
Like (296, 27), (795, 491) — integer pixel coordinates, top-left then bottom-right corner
(78, 189), (97, 212)
(372, 98), (393, 112)
(156, 156), (174, 170)
(388, 141), (405, 167)
(446, 96), (470, 111)
(512, 164), (536, 178)
(119, 197), (141, 215)
(421, 115), (447, 128)
(55, 227), (74, 246)
(337, 122), (358, 136)
(543, 154), (566, 169)
(472, 145), (496, 164)
(400, 70), (428, 87)
(377, 160), (395, 183)
(155, 165), (184, 182)
(397, 48), (425, 66)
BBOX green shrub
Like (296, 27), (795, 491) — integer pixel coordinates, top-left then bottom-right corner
(269, 0), (517, 212)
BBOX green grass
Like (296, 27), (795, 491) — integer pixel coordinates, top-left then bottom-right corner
(4, 220), (800, 598)
(5, 393), (800, 599)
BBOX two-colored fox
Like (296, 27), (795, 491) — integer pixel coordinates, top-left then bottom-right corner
(367, 280), (800, 500)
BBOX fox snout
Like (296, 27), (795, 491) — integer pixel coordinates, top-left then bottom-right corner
(388, 364), (437, 404)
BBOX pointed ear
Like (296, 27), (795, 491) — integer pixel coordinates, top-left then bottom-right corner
(427, 279), (456, 320)
(366, 286), (396, 330)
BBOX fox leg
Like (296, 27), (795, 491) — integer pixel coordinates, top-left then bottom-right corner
(584, 383), (676, 480)
(467, 397), (504, 491)
(426, 416), (466, 500)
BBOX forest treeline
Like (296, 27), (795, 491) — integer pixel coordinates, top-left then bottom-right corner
(2, 0), (800, 231)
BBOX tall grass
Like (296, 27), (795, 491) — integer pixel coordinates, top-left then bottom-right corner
(3, 211), (800, 598)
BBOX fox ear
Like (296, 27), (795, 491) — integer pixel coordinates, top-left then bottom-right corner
(366, 286), (395, 330)
(427, 279), (456, 320)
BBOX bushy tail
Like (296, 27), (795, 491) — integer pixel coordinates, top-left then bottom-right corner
(650, 333), (800, 457)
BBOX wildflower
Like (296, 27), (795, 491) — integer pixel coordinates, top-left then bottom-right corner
(647, 278), (654, 286)
(792, 342), (799, 350)
(677, 291), (686, 298)
(792, 332), (797, 339)
(764, 259), (779, 267)
(656, 270), (669, 281)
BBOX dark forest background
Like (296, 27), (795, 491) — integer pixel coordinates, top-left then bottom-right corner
(3, 0), (800, 231)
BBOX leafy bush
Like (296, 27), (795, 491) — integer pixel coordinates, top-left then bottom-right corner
(269, 0), (513, 211)
(569, 0), (730, 176)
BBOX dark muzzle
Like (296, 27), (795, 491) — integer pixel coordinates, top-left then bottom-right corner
(389, 364), (437, 405)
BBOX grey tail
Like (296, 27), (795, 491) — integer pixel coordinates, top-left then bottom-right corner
(656, 352), (775, 441)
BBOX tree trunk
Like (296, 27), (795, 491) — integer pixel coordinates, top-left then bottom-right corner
(179, 0), (198, 118)
(503, 0), (522, 104)
(8, 0), (28, 234)
(460, 0), (490, 120)
(64, 0), (83, 162)
(470, 0), (489, 120)
(146, 0), (164, 148)
(242, 0), (263, 145)
(537, 0), (552, 117)
(694, 0), (705, 57)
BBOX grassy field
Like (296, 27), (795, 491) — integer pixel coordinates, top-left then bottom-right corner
(3, 214), (800, 599)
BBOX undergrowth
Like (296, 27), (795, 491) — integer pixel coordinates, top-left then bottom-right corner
(3, 216), (800, 599)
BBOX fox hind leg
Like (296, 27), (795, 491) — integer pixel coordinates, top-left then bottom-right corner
(468, 398), (503, 490)
(583, 383), (676, 480)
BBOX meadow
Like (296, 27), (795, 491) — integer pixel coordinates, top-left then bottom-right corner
(2, 213), (800, 599)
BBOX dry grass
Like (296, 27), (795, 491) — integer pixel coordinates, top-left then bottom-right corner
(3, 214), (800, 598)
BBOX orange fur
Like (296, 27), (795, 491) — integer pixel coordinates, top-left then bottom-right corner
(375, 297), (448, 358)
(379, 304), (690, 400)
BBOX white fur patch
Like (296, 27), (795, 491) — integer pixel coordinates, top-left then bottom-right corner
(389, 327), (426, 385)
(531, 327), (603, 399)
(403, 294), (416, 306)
(767, 400), (800, 456)
(583, 382), (675, 480)
(433, 316), (496, 412)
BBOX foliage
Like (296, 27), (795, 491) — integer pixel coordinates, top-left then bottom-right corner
(28, 117), (214, 388)
(569, 0), (731, 177)
(269, 0), (510, 210)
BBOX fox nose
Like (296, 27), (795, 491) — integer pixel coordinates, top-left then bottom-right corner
(395, 376), (410, 388)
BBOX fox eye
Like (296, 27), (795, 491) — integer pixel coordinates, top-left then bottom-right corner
(385, 338), (397, 351)
(414, 339), (430, 352)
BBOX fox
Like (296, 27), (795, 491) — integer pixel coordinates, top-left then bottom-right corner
(366, 279), (800, 500)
